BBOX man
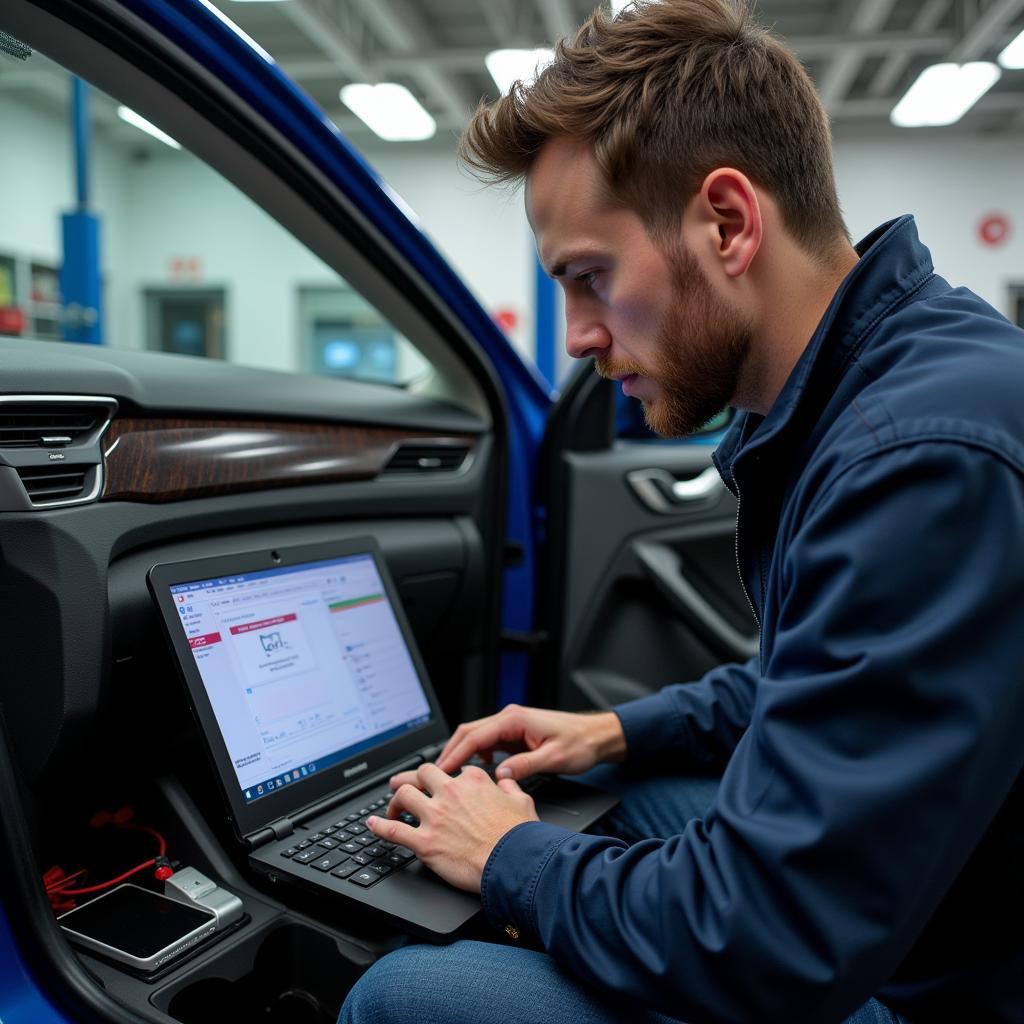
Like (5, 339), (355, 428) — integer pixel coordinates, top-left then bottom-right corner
(341, 1), (1024, 1021)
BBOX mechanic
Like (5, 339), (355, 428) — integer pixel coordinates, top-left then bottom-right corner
(341, 1), (1024, 1021)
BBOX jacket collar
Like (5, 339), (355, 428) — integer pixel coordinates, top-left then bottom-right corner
(714, 215), (935, 482)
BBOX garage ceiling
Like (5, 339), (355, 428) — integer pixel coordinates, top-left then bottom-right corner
(210, 0), (1024, 140)
(2, 0), (1022, 146)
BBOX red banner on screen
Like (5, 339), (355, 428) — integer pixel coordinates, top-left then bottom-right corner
(229, 613), (298, 636)
(188, 631), (223, 649)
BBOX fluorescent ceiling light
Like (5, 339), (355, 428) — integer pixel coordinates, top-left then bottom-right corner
(485, 48), (555, 95)
(340, 83), (436, 141)
(890, 62), (1001, 127)
(116, 106), (181, 149)
(998, 27), (1024, 69)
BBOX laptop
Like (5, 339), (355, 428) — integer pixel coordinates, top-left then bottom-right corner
(147, 537), (617, 939)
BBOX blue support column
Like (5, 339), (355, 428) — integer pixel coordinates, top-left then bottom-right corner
(534, 251), (556, 388)
(60, 75), (103, 345)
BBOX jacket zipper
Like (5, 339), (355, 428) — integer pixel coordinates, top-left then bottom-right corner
(733, 479), (761, 631)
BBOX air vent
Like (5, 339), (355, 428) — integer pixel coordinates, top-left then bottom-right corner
(0, 404), (102, 448)
(384, 442), (470, 474)
(16, 464), (89, 503)
(0, 396), (115, 510)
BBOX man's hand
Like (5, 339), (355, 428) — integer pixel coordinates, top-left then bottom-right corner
(389, 705), (626, 794)
(366, 763), (538, 893)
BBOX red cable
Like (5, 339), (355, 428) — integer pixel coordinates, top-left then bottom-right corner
(48, 858), (159, 896)
(44, 811), (171, 909)
(109, 822), (168, 859)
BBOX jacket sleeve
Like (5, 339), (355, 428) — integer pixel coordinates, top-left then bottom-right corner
(481, 441), (1024, 1023)
(612, 657), (759, 770)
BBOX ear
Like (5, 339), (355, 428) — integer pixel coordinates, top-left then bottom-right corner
(697, 168), (762, 278)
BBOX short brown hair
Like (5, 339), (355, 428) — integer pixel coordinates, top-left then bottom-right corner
(460, 0), (848, 260)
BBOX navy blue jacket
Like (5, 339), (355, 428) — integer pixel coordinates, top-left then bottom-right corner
(481, 217), (1024, 1022)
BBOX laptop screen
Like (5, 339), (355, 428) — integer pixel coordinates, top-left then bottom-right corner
(167, 552), (433, 805)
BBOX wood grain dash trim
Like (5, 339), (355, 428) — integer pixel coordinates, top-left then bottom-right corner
(100, 418), (476, 502)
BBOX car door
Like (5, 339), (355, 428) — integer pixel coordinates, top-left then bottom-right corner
(0, 0), (549, 1020)
(533, 363), (758, 713)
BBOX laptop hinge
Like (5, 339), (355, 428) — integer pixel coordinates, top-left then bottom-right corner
(245, 817), (294, 850)
(244, 749), (443, 849)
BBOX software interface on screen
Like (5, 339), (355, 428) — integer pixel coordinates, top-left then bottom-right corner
(169, 554), (432, 803)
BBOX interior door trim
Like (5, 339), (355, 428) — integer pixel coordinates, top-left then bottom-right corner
(633, 538), (758, 661)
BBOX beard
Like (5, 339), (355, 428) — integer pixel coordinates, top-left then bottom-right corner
(596, 244), (753, 437)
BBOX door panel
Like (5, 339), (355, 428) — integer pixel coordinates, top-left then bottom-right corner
(632, 539), (758, 662)
(538, 364), (757, 711)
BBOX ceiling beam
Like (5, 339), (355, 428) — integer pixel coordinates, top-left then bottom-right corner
(862, 0), (1024, 106)
(535, 0), (576, 44)
(279, 30), (958, 82)
(788, 29), (953, 60)
(867, 0), (950, 98)
(354, 0), (474, 128)
(950, 0), (1024, 60)
(477, 0), (517, 45)
(280, 58), (359, 79)
(247, 88), (1024, 141)
(833, 90), (1024, 118)
(278, 0), (375, 82)
(817, 0), (901, 111)
(1002, 104), (1024, 132)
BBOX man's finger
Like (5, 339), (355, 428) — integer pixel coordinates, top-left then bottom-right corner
(436, 722), (502, 773)
(388, 768), (422, 791)
(436, 716), (490, 765)
(494, 750), (540, 780)
(365, 814), (419, 850)
(437, 717), (526, 774)
(417, 761), (453, 793)
(387, 782), (431, 820)
(496, 777), (523, 795)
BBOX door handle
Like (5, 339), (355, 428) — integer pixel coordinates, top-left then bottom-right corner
(626, 466), (724, 514)
(633, 539), (758, 660)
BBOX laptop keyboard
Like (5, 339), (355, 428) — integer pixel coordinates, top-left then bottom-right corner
(275, 760), (538, 890)
(278, 788), (419, 889)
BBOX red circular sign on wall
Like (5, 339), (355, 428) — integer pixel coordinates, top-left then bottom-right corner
(493, 308), (519, 332)
(978, 213), (1011, 248)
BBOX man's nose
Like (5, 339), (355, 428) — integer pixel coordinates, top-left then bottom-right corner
(564, 303), (611, 361)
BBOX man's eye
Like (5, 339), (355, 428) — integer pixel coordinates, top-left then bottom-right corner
(575, 271), (599, 289)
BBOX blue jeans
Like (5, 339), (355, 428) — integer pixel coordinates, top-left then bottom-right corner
(338, 764), (909, 1024)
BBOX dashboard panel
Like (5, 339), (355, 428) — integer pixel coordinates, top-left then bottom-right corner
(102, 417), (476, 502)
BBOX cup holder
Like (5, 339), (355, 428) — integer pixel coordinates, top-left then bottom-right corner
(163, 922), (363, 1024)
(266, 987), (332, 1024)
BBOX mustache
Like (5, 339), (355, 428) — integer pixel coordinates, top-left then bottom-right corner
(594, 357), (647, 380)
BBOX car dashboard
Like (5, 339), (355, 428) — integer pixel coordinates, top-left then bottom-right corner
(0, 337), (503, 1023)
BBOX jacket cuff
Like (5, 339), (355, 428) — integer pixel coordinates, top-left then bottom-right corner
(480, 820), (575, 939)
(613, 690), (686, 764)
